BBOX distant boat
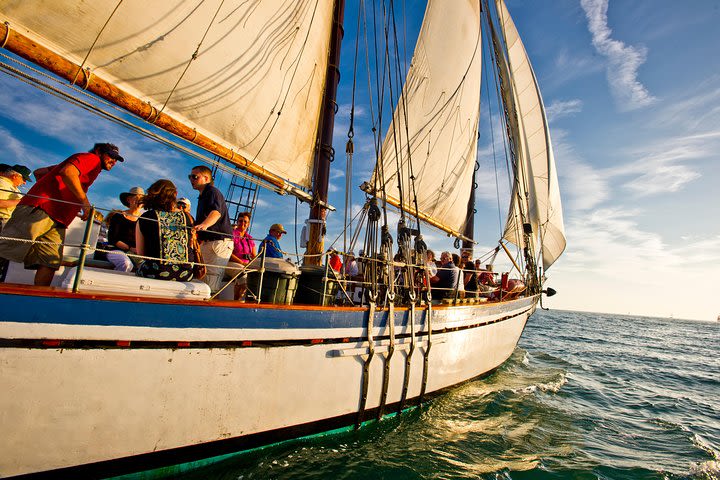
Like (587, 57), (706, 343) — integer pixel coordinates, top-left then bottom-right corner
(0, 0), (565, 477)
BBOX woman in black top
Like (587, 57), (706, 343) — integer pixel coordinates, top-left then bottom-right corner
(135, 179), (196, 281)
(106, 186), (143, 271)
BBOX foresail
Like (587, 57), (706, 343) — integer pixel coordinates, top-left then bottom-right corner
(0, 0), (334, 189)
(371, 0), (482, 237)
(495, 0), (566, 270)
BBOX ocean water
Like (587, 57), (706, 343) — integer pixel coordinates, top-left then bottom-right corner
(180, 311), (720, 479)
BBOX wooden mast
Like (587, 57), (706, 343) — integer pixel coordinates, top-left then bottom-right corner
(304, 0), (346, 266)
(0, 22), (320, 204)
(461, 168), (477, 257)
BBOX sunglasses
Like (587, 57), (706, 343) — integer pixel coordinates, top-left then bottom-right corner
(188, 174), (201, 180)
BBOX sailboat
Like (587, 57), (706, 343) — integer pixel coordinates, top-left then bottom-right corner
(0, 0), (565, 477)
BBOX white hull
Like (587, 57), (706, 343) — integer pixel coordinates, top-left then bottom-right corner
(0, 291), (536, 478)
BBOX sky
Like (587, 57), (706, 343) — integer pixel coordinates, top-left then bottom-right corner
(0, 0), (718, 321)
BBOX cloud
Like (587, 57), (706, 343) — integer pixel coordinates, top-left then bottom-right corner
(652, 83), (720, 131)
(622, 164), (700, 197)
(580, 0), (656, 111)
(546, 99), (583, 121)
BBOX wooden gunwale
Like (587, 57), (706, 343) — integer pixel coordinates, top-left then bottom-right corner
(0, 282), (526, 312)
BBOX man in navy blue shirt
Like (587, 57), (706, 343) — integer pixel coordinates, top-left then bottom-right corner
(431, 251), (458, 298)
(190, 165), (233, 292)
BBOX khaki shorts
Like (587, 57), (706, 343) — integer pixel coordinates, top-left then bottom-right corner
(225, 261), (249, 285)
(0, 205), (65, 269)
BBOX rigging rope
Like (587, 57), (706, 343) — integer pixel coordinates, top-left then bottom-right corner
(71, 0), (124, 86)
(155, 0), (226, 119)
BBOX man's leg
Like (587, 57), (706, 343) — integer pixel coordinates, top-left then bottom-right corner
(200, 238), (234, 293)
(34, 266), (56, 286)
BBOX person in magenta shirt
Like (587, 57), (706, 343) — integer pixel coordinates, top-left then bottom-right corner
(0, 143), (123, 285)
(228, 211), (256, 301)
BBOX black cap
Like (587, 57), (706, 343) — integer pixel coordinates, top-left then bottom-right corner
(11, 164), (33, 182)
(93, 143), (124, 162)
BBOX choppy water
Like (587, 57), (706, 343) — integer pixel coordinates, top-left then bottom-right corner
(181, 311), (720, 479)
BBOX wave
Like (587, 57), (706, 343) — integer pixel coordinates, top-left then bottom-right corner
(689, 460), (720, 479)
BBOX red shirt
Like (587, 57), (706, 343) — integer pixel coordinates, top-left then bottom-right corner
(329, 254), (342, 272)
(20, 152), (102, 227)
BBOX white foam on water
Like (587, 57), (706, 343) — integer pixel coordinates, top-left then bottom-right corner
(688, 460), (720, 479)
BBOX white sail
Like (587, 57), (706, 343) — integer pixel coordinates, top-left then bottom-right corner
(371, 0), (482, 236)
(496, 0), (566, 270)
(0, 0), (334, 188)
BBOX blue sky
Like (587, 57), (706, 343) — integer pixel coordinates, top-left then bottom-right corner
(0, 0), (718, 320)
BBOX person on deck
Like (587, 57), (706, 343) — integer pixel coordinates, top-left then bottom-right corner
(261, 224), (286, 258)
(135, 179), (195, 281)
(479, 264), (497, 286)
(431, 251), (458, 298)
(329, 250), (342, 273)
(189, 166), (233, 293)
(463, 257), (479, 298)
(106, 186), (143, 272)
(452, 253), (465, 298)
(227, 211), (256, 301)
(0, 143), (122, 286)
(177, 197), (192, 216)
(343, 252), (359, 278)
(0, 164), (32, 231)
(0, 164), (33, 281)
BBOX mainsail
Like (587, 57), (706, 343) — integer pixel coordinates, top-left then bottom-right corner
(370, 0), (482, 238)
(495, 0), (566, 270)
(0, 0), (334, 189)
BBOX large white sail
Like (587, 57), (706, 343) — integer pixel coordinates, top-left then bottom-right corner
(0, 0), (334, 188)
(496, 0), (566, 270)
(371, 0), (482, 236)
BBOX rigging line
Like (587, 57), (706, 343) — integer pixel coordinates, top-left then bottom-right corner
(485, 2), (524, 247)
(156, 0), (226, 119)
(0, 59), (281, 195)
(245, 0), (324, 169)
(490, 1), (532, 233)
(361, 0), (378, 136)
(371, 1), (387, 189)
(326, 204), (367, 251)
(71, 0), (124, 85)
(390, 0), (422, 234)
(385, 0), (407, 223)
(345, 0), (363, 256)
(373, 2), (391, 227)
(481, 9), (504, 235)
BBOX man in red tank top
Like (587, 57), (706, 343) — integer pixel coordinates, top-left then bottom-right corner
(0, 143), (123, 285)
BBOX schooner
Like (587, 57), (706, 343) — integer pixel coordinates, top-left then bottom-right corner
(0, 0), (565, 477)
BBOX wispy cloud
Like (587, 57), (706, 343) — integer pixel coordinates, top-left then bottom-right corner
(546, 99), (583, 121)
(580, 0), (656, 111)
(653, 83), (720, 131)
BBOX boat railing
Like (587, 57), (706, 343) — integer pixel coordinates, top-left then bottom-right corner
(0, 189), (519, 306)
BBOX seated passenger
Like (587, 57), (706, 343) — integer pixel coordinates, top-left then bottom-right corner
(135, 179), (196, 281)
(227, 211), (256, 301)
(262, 223), (286, 259)
(479, 264), (497, 286)
(431, 251), (458, 298)
(106, 186), (144, 272)
(463, 258), (478, 297)
(343, 252), (359, 278)
(452, 253), (465, 298)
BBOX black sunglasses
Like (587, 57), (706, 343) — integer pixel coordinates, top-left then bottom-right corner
(188, 174), (201, 180)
